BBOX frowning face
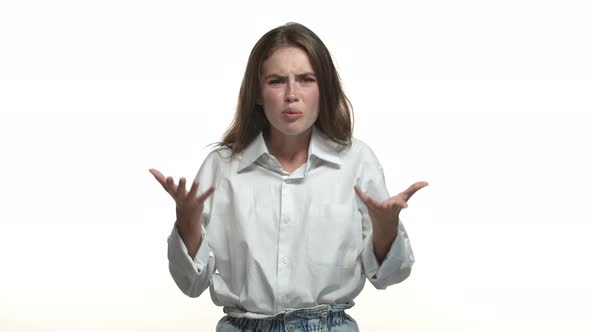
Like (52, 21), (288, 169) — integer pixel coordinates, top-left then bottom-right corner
(259, 46), (320, 140)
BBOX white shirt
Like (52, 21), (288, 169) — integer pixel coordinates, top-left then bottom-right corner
(167, 126), (415, 318)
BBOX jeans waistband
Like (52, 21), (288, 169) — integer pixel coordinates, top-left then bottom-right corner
(282, 303), (353, 320)
(225, 302), (354, 319)
(221, 303), (356, 332)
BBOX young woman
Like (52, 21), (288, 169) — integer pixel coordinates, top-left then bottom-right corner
(150, 22), (428, 332)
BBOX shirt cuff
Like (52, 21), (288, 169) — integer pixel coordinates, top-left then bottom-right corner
(363, 224), (415, 283)
(167, 224), (209, 274)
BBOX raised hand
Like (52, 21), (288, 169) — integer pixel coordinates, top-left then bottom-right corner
(354, 181), (428, 227)
(354, 181), (428, 263)
(149, 168), (215, 257)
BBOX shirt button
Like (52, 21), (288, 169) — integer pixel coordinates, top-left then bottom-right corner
(285, 178), (293, 184)
(287, 325), (295, 332)
(282, 217), (289, 224)
(282, 257), (288, 264)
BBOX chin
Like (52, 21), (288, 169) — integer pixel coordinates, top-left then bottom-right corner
(273, 123), (314, 137)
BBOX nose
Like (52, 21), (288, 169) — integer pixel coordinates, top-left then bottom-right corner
(285, 81), (299, 103)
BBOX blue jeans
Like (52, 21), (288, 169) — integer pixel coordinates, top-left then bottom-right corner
(216, 304), (359, 332)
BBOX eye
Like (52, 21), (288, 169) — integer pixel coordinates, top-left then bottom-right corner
(268, 78), (285, 85)
(302, 76), (316, 83)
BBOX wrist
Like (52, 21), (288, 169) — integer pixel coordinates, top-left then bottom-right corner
(372, 216), (398, 234)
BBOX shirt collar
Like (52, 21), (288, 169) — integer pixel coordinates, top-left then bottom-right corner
(237, 126), (342, 173)
(308, 126), (342, 166)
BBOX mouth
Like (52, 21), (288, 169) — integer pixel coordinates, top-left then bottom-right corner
(282, 108), (302, 115)
(282, 109), (303, 120)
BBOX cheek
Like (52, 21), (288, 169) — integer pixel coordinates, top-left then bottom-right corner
(262, 89), (283, 107)
(306, 88), (320, 109)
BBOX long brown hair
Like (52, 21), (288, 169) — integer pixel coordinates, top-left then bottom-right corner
(216, 22), (353, 156)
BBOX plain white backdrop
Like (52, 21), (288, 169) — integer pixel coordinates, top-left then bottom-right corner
(1, 0), (589, 331)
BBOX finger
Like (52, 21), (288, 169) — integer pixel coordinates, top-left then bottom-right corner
(354, 185), (380, 211)
(186, 180), (200, 201)
(166, 176), (177, 194)
(353, 185), (367, 202)
(197, 186), (215, 203)
(386, 196), (408, 209)
(177, 177), (187, 200)
(392, 196), (408, 209)
(402, 181), (429, 201)
(149, 168), (168, 189)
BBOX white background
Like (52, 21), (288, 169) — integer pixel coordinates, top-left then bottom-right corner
(1, 0), (589, 331)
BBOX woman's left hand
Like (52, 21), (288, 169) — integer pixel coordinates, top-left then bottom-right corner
(354, 181), (429, 228)
(354, 181), (428, 262)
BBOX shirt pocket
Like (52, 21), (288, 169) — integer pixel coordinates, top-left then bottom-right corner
(305, 203), (363, 268)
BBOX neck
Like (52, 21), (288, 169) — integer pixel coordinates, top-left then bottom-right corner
(264, 127), (312, 162)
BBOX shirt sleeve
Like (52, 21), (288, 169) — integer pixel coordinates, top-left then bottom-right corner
(166, 149), (221, 297)
(356, 146), (415, 290)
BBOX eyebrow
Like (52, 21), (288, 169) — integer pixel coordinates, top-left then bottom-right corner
(263, 72), (316, 80)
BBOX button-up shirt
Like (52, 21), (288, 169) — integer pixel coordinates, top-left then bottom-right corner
(167, 126), (415, 318)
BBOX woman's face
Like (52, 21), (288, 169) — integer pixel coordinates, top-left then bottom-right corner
(259, 46), (320, 140)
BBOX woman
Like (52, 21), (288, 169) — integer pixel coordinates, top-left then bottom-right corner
(150, 22), (428, 332)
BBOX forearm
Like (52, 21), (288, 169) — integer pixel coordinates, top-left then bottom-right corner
(364, 222), (414, 289)
(372, 218), (399, 264)
(177, 221), (203, 259)
(168, 225), (213, 298)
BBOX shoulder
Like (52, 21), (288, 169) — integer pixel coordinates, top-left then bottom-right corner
(207, 145), (233, 161)
(198, 145), (234, 173)
(337, 137), (385, 176)
(349, 137), (370, 153)
(346, 137), (381, 163)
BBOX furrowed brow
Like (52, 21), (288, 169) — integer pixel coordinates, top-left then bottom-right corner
(263, 73), (286, 80)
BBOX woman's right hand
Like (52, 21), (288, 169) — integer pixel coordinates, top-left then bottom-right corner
(149, 168), (215, 256)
